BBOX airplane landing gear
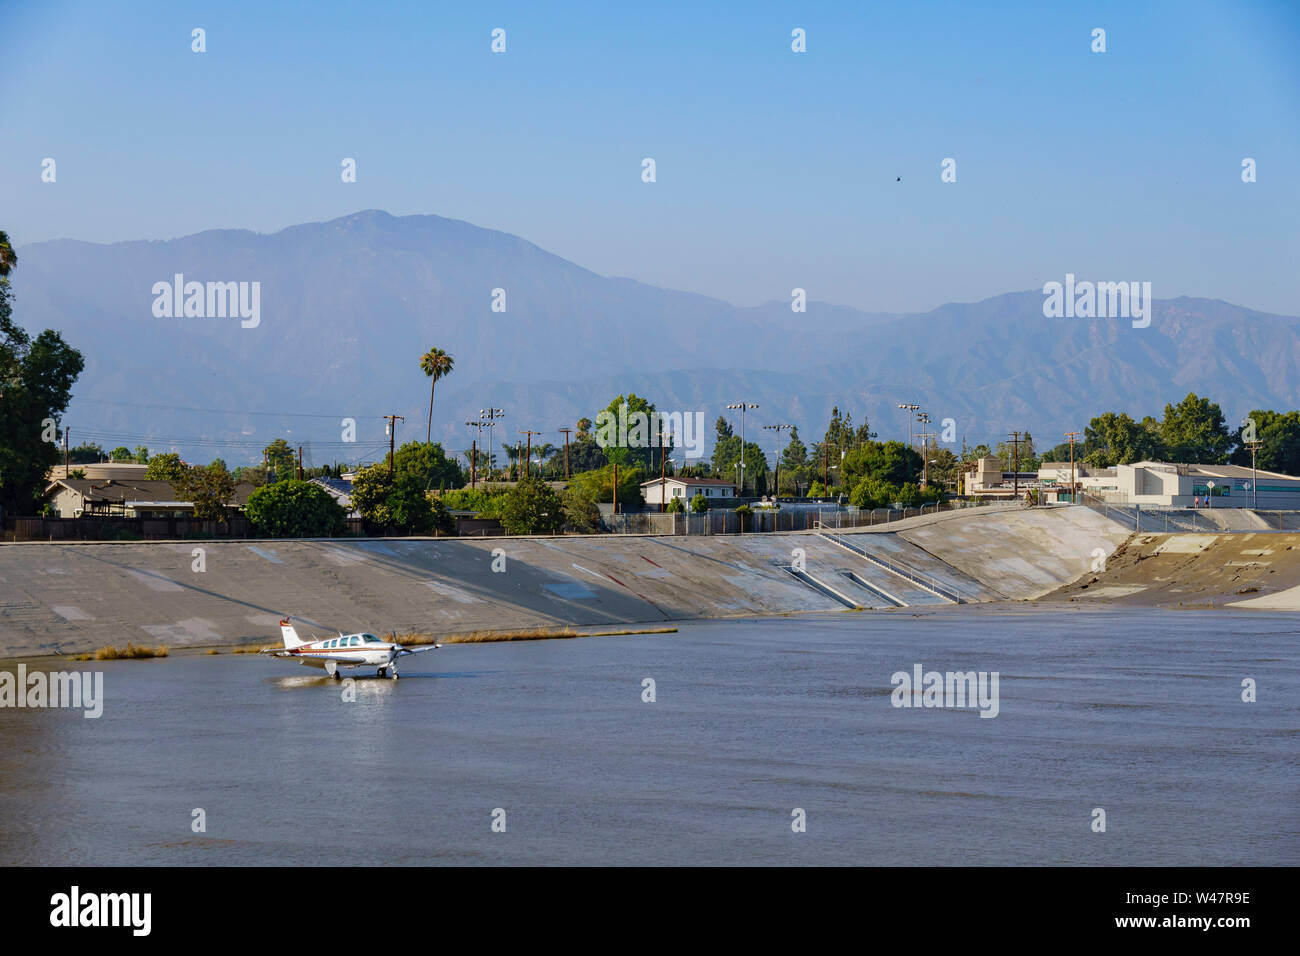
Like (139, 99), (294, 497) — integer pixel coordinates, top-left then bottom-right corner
(331, 670), (342, 681)
(377, 667), (388, 679)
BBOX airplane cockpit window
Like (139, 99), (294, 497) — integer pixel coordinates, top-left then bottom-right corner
(362, 634), (380, 643)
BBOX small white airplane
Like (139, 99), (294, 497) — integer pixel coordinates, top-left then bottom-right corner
(261, 619), (439, 680)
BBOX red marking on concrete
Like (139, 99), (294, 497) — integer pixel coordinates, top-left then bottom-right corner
(604, 571), (670, 619)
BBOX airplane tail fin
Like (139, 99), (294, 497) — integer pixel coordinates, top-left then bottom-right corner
(279, 618), (306, 648)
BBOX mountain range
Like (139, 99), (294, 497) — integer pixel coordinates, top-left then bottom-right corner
(13, 210), (1300, 468)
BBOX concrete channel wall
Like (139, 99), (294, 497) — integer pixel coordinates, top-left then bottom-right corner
(0, 507), (1135, 658)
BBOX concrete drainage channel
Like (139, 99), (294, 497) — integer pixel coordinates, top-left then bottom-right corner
(775, 563), (863, 609)
(839, 569), (906, 608)
(816, 531), (964, 604)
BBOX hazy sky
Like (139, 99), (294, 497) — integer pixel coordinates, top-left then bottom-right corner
(3, 0), (1298, 315)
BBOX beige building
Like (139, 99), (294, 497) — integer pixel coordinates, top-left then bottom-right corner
(45, 478), (257, 518)
(47, 462), (151, 482)
(961, 456), (1046, 498)
(1112, 461), (1300, 508)
(1036, 461), (1122, 498)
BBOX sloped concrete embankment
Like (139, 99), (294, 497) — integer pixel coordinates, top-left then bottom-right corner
(1052, 531), (1300, 609)
(0, 507), (1134, 658)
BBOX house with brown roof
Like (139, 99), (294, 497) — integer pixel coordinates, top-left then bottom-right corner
(44, 478), (258, 518)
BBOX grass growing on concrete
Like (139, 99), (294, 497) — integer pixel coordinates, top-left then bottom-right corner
(72, 642), (169, 661)
(393, 625), (678, 645)
(403, 628), (577, 645)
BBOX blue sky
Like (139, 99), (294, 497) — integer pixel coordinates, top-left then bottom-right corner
(2, 0), (1298, 315)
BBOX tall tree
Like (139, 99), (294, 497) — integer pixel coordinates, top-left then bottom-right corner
(0, 231), (15, 277)
(144, 453), (187, 481)
(0, 230), (85, 515)
(174, 461), (237, 521)
(841, 441), (922, 487)
(567, 417), (607, 473)
(1231, 409), (1300, 476)
(594, 393), (669, 470)
(350, 461), (435, 533)
(1083, 412), (1164, 467)
(1160, 392), (1231, 463)
(780, 426), (808, 469)
(262, 438), (296, 481)
(419, 347), (455, 443)
(391, 440), (463, 490)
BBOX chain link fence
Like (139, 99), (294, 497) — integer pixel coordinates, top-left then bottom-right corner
(601, 498), (1023, 535)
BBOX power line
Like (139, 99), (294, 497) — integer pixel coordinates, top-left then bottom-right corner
(73, 397), (374, 420)
(70, 428), (390, 449)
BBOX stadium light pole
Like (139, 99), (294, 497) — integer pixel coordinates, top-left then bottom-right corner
(726, 402), (759, 496)
(480, 408), (505, 481)
(898, 403), (920, 456)
(762, 423), (793, 499)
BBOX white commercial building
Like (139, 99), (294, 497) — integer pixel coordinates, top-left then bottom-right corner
(1111, 461), (1300, 509)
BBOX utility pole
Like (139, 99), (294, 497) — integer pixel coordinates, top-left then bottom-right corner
(1244, 439), (1261, 510)
(64, 427), (69, 475)
(763, 423), (792, 499)
(559, 428), (573, 480)
(466, 420), (487, 488)
(1008, 431), (1022, 499)
(659, 426), (666, 512)
(297, 445), (303, 481)
(383, 414), (404, 477)
(519, 430), (541, 479)
(1065, 431), (1081, 504)
(612, 462), (618, 519)
(480, 408), (505, 482)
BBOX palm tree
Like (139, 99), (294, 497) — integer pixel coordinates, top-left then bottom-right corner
(418, 347), (455, 443)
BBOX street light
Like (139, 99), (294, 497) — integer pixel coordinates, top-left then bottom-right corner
(725, 401), (759, 496)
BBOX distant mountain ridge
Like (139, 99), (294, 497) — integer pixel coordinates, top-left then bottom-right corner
(14, 210), (1299, 466)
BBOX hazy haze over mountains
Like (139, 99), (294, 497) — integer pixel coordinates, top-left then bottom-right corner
(15, 210), (1300, 467)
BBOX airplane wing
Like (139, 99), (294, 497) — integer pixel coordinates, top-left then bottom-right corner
(396, 644), (440, 656)
(261, 650), (364, 664)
